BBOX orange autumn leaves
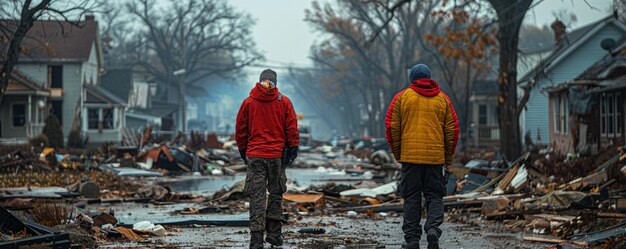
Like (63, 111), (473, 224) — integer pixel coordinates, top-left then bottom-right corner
(424, 8), (496, 70)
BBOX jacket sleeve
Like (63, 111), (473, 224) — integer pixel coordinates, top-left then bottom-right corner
(442, 94), (459, 165)
(235, 100), (249, 152)
(284, 99), (299, 147)
(385, 91), (404, 160)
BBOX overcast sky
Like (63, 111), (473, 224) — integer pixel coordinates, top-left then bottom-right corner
(229, 0), (614, 68)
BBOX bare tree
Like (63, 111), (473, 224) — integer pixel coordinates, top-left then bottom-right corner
(124, 0), (260, 132)
(305, 0), (440, 137)
(0, 0), (101, 104)
(422, 1), (498, 154)
(368, 0), (534, 158)
(99, 0), (136, 68)
(488, 0), (533, 159)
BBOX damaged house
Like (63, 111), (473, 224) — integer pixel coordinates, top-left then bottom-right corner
(0, 15), (126, 144)
(519, 15), (626, 145)
(545, 38), (626, 155)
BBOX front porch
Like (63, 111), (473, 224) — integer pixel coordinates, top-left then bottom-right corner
(0, 72), (49, 139)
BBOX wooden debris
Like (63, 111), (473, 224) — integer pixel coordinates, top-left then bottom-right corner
(93, 212), (117, 227)
(115, 227), (143, 241)
(597, 212), (626, 218)
(495, 164), (519, 193)
(283, 193), (325, 210)
(523, 236), (567, 244)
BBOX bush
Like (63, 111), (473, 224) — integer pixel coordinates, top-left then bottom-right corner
(42, 114), (63, 149)
(29, 134), (49, 148)
(67, 128), (88, 148)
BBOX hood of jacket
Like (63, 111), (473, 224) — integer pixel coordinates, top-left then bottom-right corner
(250, 82), (280, 102)
(409, 78), (440, 97)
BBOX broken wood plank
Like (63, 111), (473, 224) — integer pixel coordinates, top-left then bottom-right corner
(330, 201), (404, 213)
(523, 236), (567, 244)
(324, 196), (358, 205)
(599, 179), (616, 190)
(496, 164), (519, 193)
(597, 212), (626, 219)
(115, 227), (143, 240)
(472, 170), (507, 193)
(595, 153), (620, 172)
(485, 209), (541, 220)
(283, 193), (325, 210)
(525, 214), (577, 222)
(176, 163), (191, 172)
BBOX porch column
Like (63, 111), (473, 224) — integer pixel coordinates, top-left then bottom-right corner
(27, 95), (32, 137)
(474, 101), (479, 149)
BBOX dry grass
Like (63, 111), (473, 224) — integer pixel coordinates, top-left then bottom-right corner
(29, 201), (75, 227)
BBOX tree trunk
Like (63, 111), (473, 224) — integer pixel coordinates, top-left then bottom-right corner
(179, 77), (186, 133)
(462, 62), (472, 155)
(0, 17), (36, 105)
(489, 0), (532, 159)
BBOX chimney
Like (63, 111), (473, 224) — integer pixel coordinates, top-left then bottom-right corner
(551, 19), (567, 46)
(85, 14), (95, 22)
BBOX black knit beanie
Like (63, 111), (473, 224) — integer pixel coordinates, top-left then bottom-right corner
(259, 69), (277, 84)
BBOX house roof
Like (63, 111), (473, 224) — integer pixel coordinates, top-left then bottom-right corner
(519, 15), (626, 84)
(543, 80), (599, 93)
(544, 40), (626, 94)
(0, 16), (99, 62)
(588, 74), (626, 93)
(101, 68), (133, 101)
(472, 80), (498, 95)
(84, 84), (126, 106)
(5, 69), (48, 96)
(129, 101), (178, 118)
(8, 70), (45, 91)
(575, 45), (626, 81)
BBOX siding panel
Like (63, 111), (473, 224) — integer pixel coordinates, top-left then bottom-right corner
(524, 23), (625, 144)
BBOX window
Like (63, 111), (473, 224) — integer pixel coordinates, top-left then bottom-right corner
(618, 94), (623, 135)
(601, 93), (623, 137)
(554, 96), (561, 133)
(87, 108), (115, 130)
(12, 104), (25, 127)
(553, 94), (569, 134)
(560, 95), (568, 133)
(49, 65), (63, 88)
(478, 104), (488, 125)
(88, 108), (99, 129)
(51, 100), (63, 125)
(103, 109), (113, 129)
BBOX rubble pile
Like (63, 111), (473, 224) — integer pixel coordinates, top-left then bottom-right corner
(1, 131), (625, 247)
(207, 145), (626, 248)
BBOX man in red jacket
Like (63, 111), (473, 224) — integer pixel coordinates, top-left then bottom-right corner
(236, 69), (299, 249)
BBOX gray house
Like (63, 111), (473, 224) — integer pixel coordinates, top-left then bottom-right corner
(0, 71), (49, 139)
(468, 80), (500, 148)
(0, 15), (125, 144)
(519, 16), (626, 144)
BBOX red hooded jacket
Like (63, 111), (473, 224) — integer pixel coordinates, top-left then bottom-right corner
(235, 83), (299, 158)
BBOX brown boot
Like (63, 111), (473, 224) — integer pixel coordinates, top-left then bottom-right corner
(265, 219), (283, 246)
(250, 231), (264, 249)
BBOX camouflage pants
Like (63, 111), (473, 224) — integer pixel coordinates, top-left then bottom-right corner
(244, 157), (287, 232)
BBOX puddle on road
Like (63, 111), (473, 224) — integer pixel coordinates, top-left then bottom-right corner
(160, 168), (374, 194)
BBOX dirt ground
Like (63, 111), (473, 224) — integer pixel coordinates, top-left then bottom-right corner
(99, 213), (549, 249)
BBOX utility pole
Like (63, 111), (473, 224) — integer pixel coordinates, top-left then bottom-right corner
(174, 68), (187, 133)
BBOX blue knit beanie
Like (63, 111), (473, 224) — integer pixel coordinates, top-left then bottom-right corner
(409, 64), (431, 82)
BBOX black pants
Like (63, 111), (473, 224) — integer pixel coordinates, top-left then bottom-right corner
(398, 163), (446, 243)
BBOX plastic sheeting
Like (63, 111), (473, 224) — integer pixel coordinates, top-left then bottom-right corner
(569, 87), (595, 115)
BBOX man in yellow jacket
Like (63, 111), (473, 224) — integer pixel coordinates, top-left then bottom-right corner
(385, 63), (459, 249)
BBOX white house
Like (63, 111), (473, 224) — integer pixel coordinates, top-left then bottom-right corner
(0, 15), (125, 144)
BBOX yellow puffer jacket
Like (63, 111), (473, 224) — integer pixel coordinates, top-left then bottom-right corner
(385, 78), (459, 165)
